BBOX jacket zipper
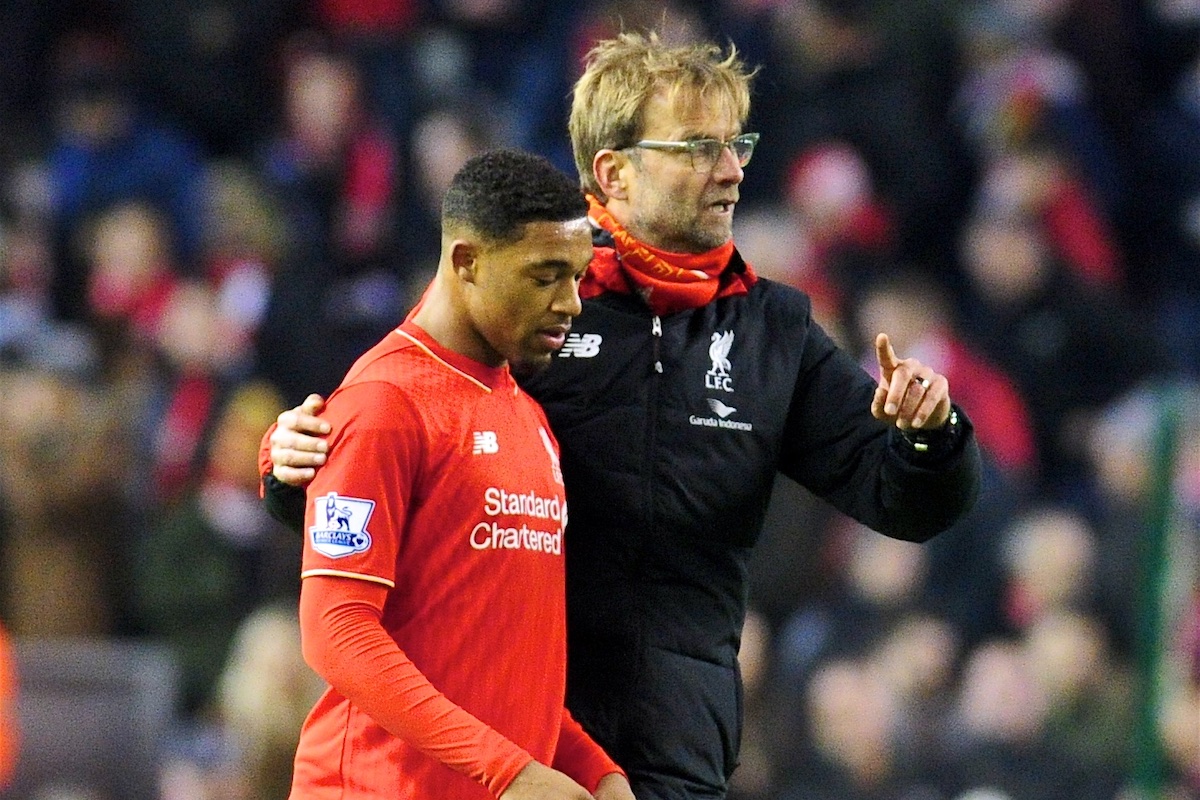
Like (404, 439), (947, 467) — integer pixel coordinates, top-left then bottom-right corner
(652, 315), (663, 374)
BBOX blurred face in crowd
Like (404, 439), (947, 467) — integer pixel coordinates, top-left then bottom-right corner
(1004, 508), (1096, 617)
(961, 215), (1050, 305)
(786, 142), (873, 238)
(610, 89), (747, 253)
(58, 78), (131, 145)
(412, 109), (483, 217)
(86, 202), (172, 319)
(286, 48), (359, 161)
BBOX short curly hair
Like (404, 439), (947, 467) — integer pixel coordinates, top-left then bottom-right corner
(569, 31), (755, 200)
(442, 149), (587, 244)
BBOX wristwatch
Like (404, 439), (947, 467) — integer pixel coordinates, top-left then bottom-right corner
(899, 407), (961, 458)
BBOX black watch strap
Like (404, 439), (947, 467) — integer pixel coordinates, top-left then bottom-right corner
(899, 407), (962, 459)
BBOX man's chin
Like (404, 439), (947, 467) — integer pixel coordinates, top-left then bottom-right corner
(681, 224), (733, 253)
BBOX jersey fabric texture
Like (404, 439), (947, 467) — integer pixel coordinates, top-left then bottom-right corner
(290, 320), (615, 798)
(265, 233), (982, 799)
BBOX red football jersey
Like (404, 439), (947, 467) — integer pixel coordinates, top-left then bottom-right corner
(290, 321), (591, 798)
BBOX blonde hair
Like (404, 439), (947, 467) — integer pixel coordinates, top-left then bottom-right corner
(569, 30), (755, 200)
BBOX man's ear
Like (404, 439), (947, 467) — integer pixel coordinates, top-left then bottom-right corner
(593, 149), (628, 201)
(450, 240), (479, 283)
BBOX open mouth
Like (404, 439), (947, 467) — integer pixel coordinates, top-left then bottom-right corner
(537, 325), (570, 350)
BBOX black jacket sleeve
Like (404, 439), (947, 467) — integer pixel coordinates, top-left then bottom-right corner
(779, 322), (982, 543)
(879, 406), (982, 540)
(262, 473), (307, 533)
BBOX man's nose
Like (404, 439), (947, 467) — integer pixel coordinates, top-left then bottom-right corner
(712, 144), (745, 183)
(552, 279), (582, 317)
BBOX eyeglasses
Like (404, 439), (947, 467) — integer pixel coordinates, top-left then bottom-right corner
(625, 133), (760, 173)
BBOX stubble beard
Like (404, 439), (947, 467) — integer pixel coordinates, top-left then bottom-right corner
(634, 196), (733, 253)
(509, 332), (556, 378)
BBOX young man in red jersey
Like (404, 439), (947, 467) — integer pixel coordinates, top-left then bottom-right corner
(281, 149), (631, 800)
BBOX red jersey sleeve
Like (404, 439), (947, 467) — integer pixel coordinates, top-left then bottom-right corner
(301, 381), (419, 586)
(300, 575), (533, 795)
(552, 707), (624, 792)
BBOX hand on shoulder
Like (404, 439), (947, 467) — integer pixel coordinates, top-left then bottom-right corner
(270, 393), (331, 486)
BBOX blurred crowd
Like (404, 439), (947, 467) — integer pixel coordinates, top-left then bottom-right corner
(0, 0), (1197, 798)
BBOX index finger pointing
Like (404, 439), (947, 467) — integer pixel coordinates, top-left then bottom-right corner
(875, 333), (898, 374)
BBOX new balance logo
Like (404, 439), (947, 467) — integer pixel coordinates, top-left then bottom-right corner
(472, 431), (499, 454)
(558, 332), (602, 358)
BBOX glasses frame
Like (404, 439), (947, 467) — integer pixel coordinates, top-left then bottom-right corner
(624, 132), (760, 172)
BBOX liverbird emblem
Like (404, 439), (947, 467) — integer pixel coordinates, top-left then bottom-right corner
(708, 331), (733, 375)
(705, 331), (735, 392)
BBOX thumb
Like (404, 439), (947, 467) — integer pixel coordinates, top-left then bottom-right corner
(301, 393), (326, 415)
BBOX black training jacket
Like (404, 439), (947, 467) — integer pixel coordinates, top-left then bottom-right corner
(263, 240), (982, 800)
(518, 243), (981, 799)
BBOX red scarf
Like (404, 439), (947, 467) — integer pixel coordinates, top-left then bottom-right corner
(584, 194), (756, 315)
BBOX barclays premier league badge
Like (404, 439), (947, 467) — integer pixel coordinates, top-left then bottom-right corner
(310, 492), (375, 558)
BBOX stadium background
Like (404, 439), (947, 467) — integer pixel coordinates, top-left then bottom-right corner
(0, 0), (1196, 798)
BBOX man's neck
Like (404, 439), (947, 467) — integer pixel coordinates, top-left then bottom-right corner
(409, 275), (501, 367)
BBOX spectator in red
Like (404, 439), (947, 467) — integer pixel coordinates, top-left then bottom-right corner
(81, 200), (181, 373)
(956, 207), (1166, 494)
(309, 0), (422, 141)
(780, 141), (898, 321)
(313, 0), (419, 33)
(45, 30), (207, 322)
(261, 32), (400, 269)
(255, 32), (406, 401)
(975, 145), (1122, 289)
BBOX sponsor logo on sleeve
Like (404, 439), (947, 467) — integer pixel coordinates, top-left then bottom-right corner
(310, 492), (374, 558)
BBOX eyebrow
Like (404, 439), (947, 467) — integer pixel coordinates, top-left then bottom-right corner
(527, 259), (585, 272)
(673, 130), (743, 142)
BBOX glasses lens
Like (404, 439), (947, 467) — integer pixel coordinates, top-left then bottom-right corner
(690, 140), (722, 172)
(732, 134), (757, 166)
(689, 135), (759, 171)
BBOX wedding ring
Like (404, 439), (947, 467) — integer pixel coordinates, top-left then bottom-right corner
(918, 378), (930, 389)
